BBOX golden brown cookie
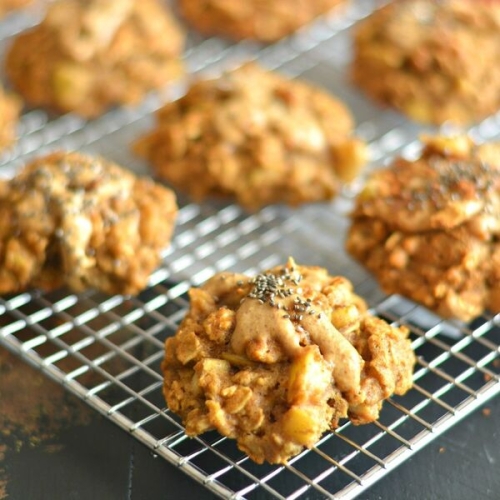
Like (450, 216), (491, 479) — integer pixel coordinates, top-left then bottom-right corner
(5, 0), (185, 118)
(351, 0), (500, 125)
(178, 0), (346, 42)
(135, 63), (367, 211)
(0, 151), (178, 296)
(346, 135), (500, 322)
(0, 0), (32, 17)
(162, 258), (415, 464)
(0, 85), (20, 153)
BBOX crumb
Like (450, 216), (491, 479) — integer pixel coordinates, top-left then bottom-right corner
(43, 443), (65, 454)
(482, 408), (491, 417)
(439, 447), (446, 453)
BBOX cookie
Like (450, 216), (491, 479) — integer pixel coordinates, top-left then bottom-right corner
(5, 0), (185, 118)
(346, 135), (500, 322)
(351, 0), (500, 124)
(0, 85), (20, 153)
(162, 258), (415, 464)
(178, 0), (345, 42)
(0, 0), (32, 17)
(135, 63), (367, 211)
(0, 151), (178, 296)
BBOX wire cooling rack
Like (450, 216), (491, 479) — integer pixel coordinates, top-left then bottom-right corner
(1, 1), (500, 499)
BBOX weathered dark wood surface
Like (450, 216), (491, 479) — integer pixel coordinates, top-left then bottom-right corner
(1, 348), (499, 500)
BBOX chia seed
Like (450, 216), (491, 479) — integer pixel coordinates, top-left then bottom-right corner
(245, 264), (320, 322)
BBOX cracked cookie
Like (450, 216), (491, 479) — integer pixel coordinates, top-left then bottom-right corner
(0, 151), (178, 296)
(351, 0), (500, 124)
(178, 0), (345, 42)
(162, 258), (415, 464)
(135, 63), (367, 211)
(346, 135), (500, 322)
(5, 0), (185, 118)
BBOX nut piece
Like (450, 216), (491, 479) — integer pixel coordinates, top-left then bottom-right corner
(162, 259), (415, 464)
(347, 134), (500, 322)
(135, 63), (367, 211)
(282, 406), (321, 446)
(0, 151), (178, 295)
(52, 63), (93, 110)
(5, 0), (185, 117)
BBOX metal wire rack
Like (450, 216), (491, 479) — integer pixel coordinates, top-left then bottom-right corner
(1, 1), (500, 499)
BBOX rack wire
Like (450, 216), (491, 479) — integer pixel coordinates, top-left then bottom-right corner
(1, 1), (500, 499)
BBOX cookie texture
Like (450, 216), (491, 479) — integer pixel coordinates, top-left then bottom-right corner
(162, 259), (415, 464)
(0, 151), (178, 295)
(0, 0), (32, 17)
(347, 135), (500, 322)
(0, 85), (20, 153)
(135, 63), (367, 211)
(178, 0), (345, 42)
(5, 0), (185, 118)
(351, 0), (500, 124)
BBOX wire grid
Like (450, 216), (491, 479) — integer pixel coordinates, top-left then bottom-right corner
(1, 1), (500, 499)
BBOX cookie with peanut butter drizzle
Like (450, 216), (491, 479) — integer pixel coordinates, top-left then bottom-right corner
(346, 135), (500, 322)
(162, 259), (415, 464)
(0, 151), (178, 295)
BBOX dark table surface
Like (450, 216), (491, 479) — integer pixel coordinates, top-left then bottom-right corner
(1, 347), (499, 500)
